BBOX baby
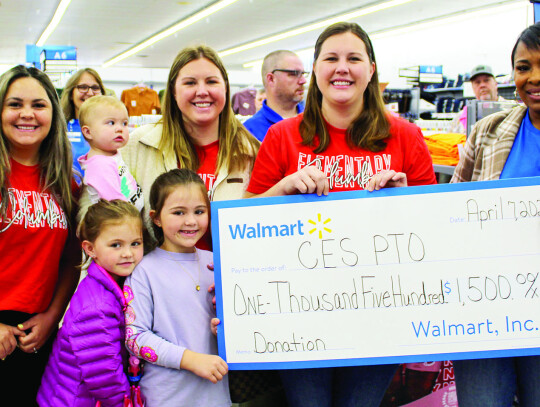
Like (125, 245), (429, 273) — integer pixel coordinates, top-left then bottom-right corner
(77, 95), (143, 212)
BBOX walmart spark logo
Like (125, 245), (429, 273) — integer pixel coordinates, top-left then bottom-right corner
(308, 213), (332, 239)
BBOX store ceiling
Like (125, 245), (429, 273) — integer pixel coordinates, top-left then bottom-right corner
(0, 0), (527, 72)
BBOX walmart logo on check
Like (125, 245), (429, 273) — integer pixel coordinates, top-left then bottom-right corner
(228, 220), (305, 239)
(227, 213), (333, 240)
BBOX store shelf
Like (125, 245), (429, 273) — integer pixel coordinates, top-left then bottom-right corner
(424, 84), (516, 99)
(424, 87), (464, 94)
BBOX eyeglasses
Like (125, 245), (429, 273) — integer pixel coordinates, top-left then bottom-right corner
(271, 69), (310, 78)
(75, 84), (102, 93)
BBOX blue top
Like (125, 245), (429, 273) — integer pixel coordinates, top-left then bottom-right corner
(500, 109), (540, 179)
(244, 100), (304, 142)
(67, 119), (90, 181)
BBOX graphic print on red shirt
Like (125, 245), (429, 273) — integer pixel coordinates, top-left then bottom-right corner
(248, 114), (436, 194)
(0, 159), (68, 313)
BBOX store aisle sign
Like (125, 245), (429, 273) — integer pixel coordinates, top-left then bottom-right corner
(419, 65), (443, 84)
(211, 177), (540, 370)
(40, 48), (77, 60)
(419, 65), (443, 74)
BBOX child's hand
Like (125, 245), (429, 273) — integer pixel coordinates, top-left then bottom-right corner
(208, 283), (216, 311)
(0, 323), (25, 359)
(211, 318), (220, 336)
(180, 349), (228, 383)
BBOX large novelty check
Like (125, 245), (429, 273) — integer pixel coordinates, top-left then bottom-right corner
(211, 177), (540, 370)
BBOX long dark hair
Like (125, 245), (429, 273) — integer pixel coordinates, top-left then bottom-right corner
(0, 65), (74, 222)
(300, 22), (390, 153)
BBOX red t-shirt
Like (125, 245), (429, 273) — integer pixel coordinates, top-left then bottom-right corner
(0, 160), (69, 313)
(193, 140), (219, 251)
(247, 114), (436, 194)
(195, 140), (219, 193)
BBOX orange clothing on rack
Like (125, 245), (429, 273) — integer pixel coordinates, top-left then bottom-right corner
(121, 86), (161, 117)
(423, 133), (466, 166)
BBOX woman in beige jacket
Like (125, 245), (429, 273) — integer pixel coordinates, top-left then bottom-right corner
(119, 45), (259, 247)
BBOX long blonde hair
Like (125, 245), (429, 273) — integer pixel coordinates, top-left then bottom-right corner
(301, 22), (390, 153)
(0, 65), (75, 221)
(60, 68), (106, 122)
(160, 45), (259, 173)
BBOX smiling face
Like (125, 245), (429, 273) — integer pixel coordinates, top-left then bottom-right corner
(82, 104), (129, 156)
(174, 57), (226, 136)
(72, 72), (102, 118)
(471, 74), (498, 101)
(514, 41), (540, 125)
(82, 218), (144, 284)
(152, 184), (209, 253)
(2, 77), (53, 165)
(313, 31), (375, 116)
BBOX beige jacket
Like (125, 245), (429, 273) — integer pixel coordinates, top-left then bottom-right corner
(451, 105), (526, 183)
(78, 123), (256, 227)
(121, 123), (255, 203)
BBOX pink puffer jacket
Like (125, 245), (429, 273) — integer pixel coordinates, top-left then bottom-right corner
(37, 262), (130, 406)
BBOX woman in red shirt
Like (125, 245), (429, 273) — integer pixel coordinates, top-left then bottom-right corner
(246, 22), (436, 407)
(247, 23), (435, 198)
(0, 66), (80, 405)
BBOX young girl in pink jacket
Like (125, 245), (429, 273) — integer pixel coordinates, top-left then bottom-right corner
(37, 200), (144, 406)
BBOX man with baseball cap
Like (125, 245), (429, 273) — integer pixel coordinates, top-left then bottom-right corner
(450, 64), (506, 134)
(469, 65), (499, 102)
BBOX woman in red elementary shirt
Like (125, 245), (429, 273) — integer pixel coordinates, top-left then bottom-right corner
(0, 65), (80, 406)
(246, 22), (436, 407)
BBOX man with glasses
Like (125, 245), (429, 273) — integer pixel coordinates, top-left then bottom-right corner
(244, 50), (308, 141)
(61, 69), (106, 179)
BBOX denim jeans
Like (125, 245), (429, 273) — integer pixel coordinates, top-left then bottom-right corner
(279, 364), (398, 407)
(453, 356), (540, 407)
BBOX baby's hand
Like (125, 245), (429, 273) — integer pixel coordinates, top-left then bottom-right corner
(180, 349), (228, 383)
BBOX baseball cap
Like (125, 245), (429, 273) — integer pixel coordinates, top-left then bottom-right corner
(469, 65), (494, 81)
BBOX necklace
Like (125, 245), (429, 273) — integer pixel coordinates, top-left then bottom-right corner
(178, 250), (202, 291)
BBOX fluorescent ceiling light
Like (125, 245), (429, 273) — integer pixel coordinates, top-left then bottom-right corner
(36, 0), (72, 46)
(219, 0), (415, 58)
(371, 0), (528, 40)
(103, 0), (239, 68)
(242, 0), (528, 68)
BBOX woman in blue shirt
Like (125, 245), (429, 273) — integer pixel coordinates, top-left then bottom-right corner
(451, 21), (540, 407)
